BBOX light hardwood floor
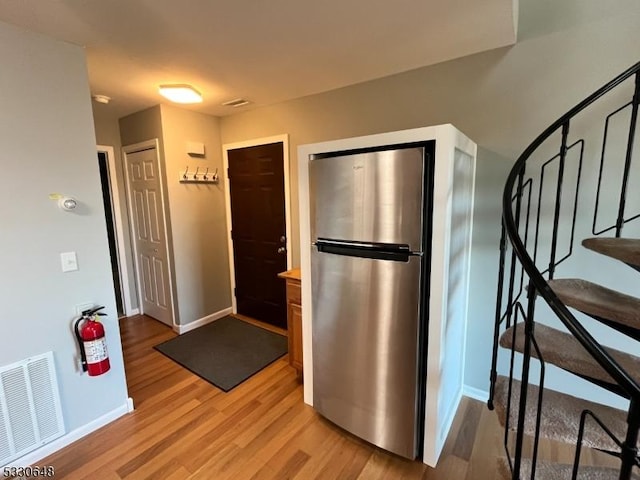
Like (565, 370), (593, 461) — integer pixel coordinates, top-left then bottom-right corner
(37, 315), (616, 479)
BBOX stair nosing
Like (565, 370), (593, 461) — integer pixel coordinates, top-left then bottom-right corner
(582, 237), (640, 269)
(494, 375), (634, 453)
(499, 323), (640, 390)
(548, 278), (640, 332)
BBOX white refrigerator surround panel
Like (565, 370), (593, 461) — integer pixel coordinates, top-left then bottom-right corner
(298, 124), (477, 466)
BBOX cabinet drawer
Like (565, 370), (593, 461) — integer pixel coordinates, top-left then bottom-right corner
(286, 280), (301, 305)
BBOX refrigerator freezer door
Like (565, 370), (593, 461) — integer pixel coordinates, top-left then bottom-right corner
(311, 247), (422, 458)
(310, 148), (425, 252)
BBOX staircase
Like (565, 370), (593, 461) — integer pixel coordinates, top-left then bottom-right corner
(489, 61), (640, 479)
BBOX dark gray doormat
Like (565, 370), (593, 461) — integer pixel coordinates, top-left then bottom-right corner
(154, 316), (287, 392)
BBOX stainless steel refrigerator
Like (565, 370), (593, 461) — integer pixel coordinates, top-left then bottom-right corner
(309, 142), (434, 459)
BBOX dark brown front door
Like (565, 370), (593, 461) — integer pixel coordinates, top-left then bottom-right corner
(228, 142), (287, 328)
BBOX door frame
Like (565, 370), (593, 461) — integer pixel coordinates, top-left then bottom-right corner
(122, 139), (177, 327)
(97, 144), (137, 317)
(222, 134), (292, 314)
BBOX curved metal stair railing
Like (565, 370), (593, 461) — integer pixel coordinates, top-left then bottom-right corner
(489, 61), (640, 480)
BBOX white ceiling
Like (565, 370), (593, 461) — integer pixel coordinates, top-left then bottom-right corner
(0, 0), (518, 118)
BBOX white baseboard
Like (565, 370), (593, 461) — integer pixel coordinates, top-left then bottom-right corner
(441, 387), (462, 445)
(463, 385), (489, 402)
(174, 307), (233, 334)
(6, 398), (132, 467)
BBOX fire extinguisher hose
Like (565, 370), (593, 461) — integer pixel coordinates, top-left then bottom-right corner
(74, 317), (88, 372)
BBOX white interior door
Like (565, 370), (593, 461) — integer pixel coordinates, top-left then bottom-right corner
(125, 146), (173, 326)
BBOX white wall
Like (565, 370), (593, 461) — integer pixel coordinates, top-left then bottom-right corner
(0, 20), (129, 453)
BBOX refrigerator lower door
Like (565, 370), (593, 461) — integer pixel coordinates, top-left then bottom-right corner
(311, 247), (423, 459)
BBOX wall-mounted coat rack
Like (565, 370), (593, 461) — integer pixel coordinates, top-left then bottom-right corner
(179, 166), (219, 184)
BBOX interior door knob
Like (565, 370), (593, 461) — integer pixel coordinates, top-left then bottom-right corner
(277, 247), (286, 254)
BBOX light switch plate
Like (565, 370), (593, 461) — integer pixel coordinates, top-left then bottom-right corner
(60, 251), (78, 272)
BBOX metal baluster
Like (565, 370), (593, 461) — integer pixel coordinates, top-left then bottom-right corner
(512, 283), (537, 480)
(615, 72), (640, 237)
(619, 399), (640, 480)
(548, 121), (570, 279)
(488, 221), (508, 411)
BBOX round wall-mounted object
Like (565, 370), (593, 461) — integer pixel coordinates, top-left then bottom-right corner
(58, 196), (78, 211)
(92, 94), (111, 104)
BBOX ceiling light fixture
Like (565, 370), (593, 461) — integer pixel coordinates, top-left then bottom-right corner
(158, 84), (203, 104)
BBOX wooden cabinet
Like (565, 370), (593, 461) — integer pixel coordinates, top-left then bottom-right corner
(288, 301), (303, 375)
(279, 269), (303, 378)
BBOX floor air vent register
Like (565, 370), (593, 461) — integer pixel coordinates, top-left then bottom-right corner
(0, 352), (65, 466)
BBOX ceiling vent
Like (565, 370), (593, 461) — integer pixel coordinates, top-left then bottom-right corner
(222, 98), (250, 108)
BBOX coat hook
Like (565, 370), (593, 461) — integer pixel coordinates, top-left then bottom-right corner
(213, 168), (219, 182)
(203, 167), (209, 180)
(193, 166), (200, 180)
(183, 166), (189, 180)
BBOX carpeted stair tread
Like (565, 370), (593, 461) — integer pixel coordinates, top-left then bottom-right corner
(496, 457), (638, 480)
(582, 237), (640, 268)
(494, 375), (634, 452)
(499, 323), (640, 388)
(548, 278), (640, 331)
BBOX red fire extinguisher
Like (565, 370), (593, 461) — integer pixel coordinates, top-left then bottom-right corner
(74, 306), (111, 376)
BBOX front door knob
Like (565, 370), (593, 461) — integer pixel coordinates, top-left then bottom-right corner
(277, 246), (286, 254)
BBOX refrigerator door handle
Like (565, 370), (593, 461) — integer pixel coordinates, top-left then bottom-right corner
(316, 239), (383, 250)
(316, 238), (412, 251)
(315, 240), (412, 262)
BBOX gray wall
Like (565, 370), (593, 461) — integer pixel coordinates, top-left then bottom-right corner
(119, 106), (177, 320)
(93, 106), (139, 312)
(219, 0), (640, 399)
(158, 104), (231, 324)
(119, 105), (231, 326)
(120, 105), (165, 148)
(0, 21), (128, 433)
